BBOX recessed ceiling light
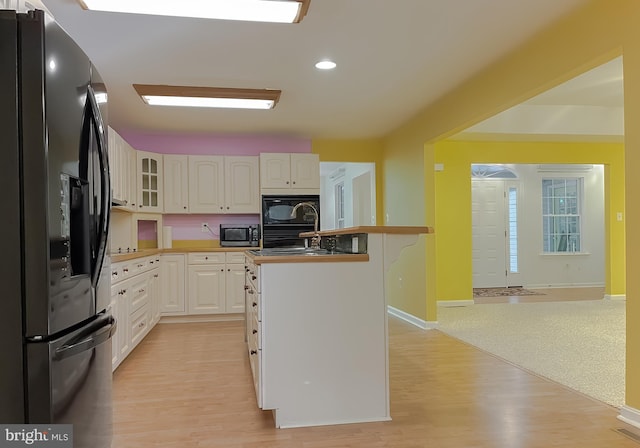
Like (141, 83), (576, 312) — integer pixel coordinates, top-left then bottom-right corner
(315, 60), (336, 70)
(133, 84), (281, 110)
(78, 0), (310, 24)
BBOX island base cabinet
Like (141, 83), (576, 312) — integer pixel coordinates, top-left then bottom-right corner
(251, 260), (390, 428)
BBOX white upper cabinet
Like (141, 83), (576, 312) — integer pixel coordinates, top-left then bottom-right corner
(224, 156), (259, 213)
(290, 154), (320, 189)
(136, 151), (163, 213)
(187, 155), (259, 214)
(108, 127), (136, 210)
(260, 153), (291, 189)
(260, 153), (320, 193)
(188, 155), (225, 213)
(163, 155), (189, 213)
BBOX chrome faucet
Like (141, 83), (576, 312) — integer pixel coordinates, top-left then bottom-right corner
(291, 202), (321, 249)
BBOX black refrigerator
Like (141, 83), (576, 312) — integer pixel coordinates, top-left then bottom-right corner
(0, 8), (115, 447)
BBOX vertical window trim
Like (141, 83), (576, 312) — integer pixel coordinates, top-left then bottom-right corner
(334, 181), (345, 229)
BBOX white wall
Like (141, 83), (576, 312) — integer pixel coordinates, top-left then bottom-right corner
(508, 164), (605, 288)
(320, 162), (376, 230)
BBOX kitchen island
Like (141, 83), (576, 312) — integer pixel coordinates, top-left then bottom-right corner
(244, 226), (432, 428)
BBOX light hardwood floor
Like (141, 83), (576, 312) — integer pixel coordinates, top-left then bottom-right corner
(112, 316), (639, 447)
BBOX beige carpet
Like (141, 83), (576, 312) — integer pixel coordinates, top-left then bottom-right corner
(437, 300), (625, 407)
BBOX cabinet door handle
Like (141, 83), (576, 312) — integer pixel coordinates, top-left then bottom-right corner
(252, 275), (256, 280)
(252, 329), (257, 334)
(205, 256), (208, 260)
(252, 302), (257, 307)
(286, 181), (290, 185)
(244, 285), (249, 290)
(138, 289), (145, 293)
(250, 350), (257, 355)
(154, 274), (159, 278)
(183, 206), (187, 209)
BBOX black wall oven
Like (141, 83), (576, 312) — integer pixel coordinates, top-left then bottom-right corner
(261, 195), (320, 248)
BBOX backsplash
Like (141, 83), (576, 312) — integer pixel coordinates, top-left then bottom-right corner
(160, 214), (260, 241)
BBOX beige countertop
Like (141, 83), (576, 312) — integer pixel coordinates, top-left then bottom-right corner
(110, 246), (257, 263)
(299, 225), (434, 237)
(246, 252), (369, 265)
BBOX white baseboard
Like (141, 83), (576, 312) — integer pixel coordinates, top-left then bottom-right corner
(387, 306), (437, 330)
(159, 314), (243, 324)
(437, 300), (474, 307)
(618, 405), (640, 430)
(605, 294), (626, 301)
(526, 282), (605, 289)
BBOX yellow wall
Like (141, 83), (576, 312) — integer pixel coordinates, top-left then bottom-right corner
(434, 140), (625, 301)
(312, 139), (384, 225)
(381, 0), (640, 409)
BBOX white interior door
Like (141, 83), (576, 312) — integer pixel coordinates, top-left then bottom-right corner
(352, 171), (373, 226)
(472, 180), (506, 288)
(472, 180), (522, 288)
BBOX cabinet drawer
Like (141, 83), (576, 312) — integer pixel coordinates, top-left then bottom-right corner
(251, 313), (262, 350)
(247, 323), (262, 408)
(225, 252), (246, 264)
(129, 275), (149, 314)
(245, 262), (260, 292)
(130, 305), (150, 349)
(187, 252), (226, 264)
(246, 287), (261, 322)
(111, 265), (123, 284)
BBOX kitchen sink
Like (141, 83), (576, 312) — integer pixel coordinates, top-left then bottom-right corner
(249, 247), (335, 256)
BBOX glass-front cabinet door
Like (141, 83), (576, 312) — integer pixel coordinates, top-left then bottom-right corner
(136, 151), (163, 213)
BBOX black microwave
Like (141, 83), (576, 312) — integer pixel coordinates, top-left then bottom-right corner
(220, 224), (260, 247)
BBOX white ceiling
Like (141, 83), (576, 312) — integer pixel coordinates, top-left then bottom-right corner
(37, 0), (594, 141)
(458, 57), (624, 140)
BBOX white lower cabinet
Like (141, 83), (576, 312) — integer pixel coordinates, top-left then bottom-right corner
(188, 264), (225, 314)
(186, 252), (246, 314)
(111, 255), (161, 372)
(160, 254), (186, 315)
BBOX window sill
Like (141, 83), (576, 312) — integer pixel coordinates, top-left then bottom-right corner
(539, 252), (591, 256)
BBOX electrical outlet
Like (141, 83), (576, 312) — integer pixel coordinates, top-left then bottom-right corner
(201, 223), (208, 233)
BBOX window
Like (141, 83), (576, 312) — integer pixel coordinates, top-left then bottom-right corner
(508, 187), (518, 272)
(334, 182), (345, 229)
(542, 178), (582, 252)
(471, 164), (517, 179)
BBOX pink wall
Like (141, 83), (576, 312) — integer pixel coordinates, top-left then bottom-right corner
(123, 133), (311, 156)
(137, 219), (158, 240)
(162, 214), (260, 240)
(123, 132), (306, 240)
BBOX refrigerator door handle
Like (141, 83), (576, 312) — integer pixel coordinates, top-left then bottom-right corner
(53, 315), (116, 361)
(85, 85), (111, 288)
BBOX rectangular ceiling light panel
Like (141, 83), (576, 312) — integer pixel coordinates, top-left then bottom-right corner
(78, 0), (310, 23)
(133, 84), (282, 110)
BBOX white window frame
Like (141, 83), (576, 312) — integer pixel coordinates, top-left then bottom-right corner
(542, 177), (583, 253)
(334, 181), (345, 229)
